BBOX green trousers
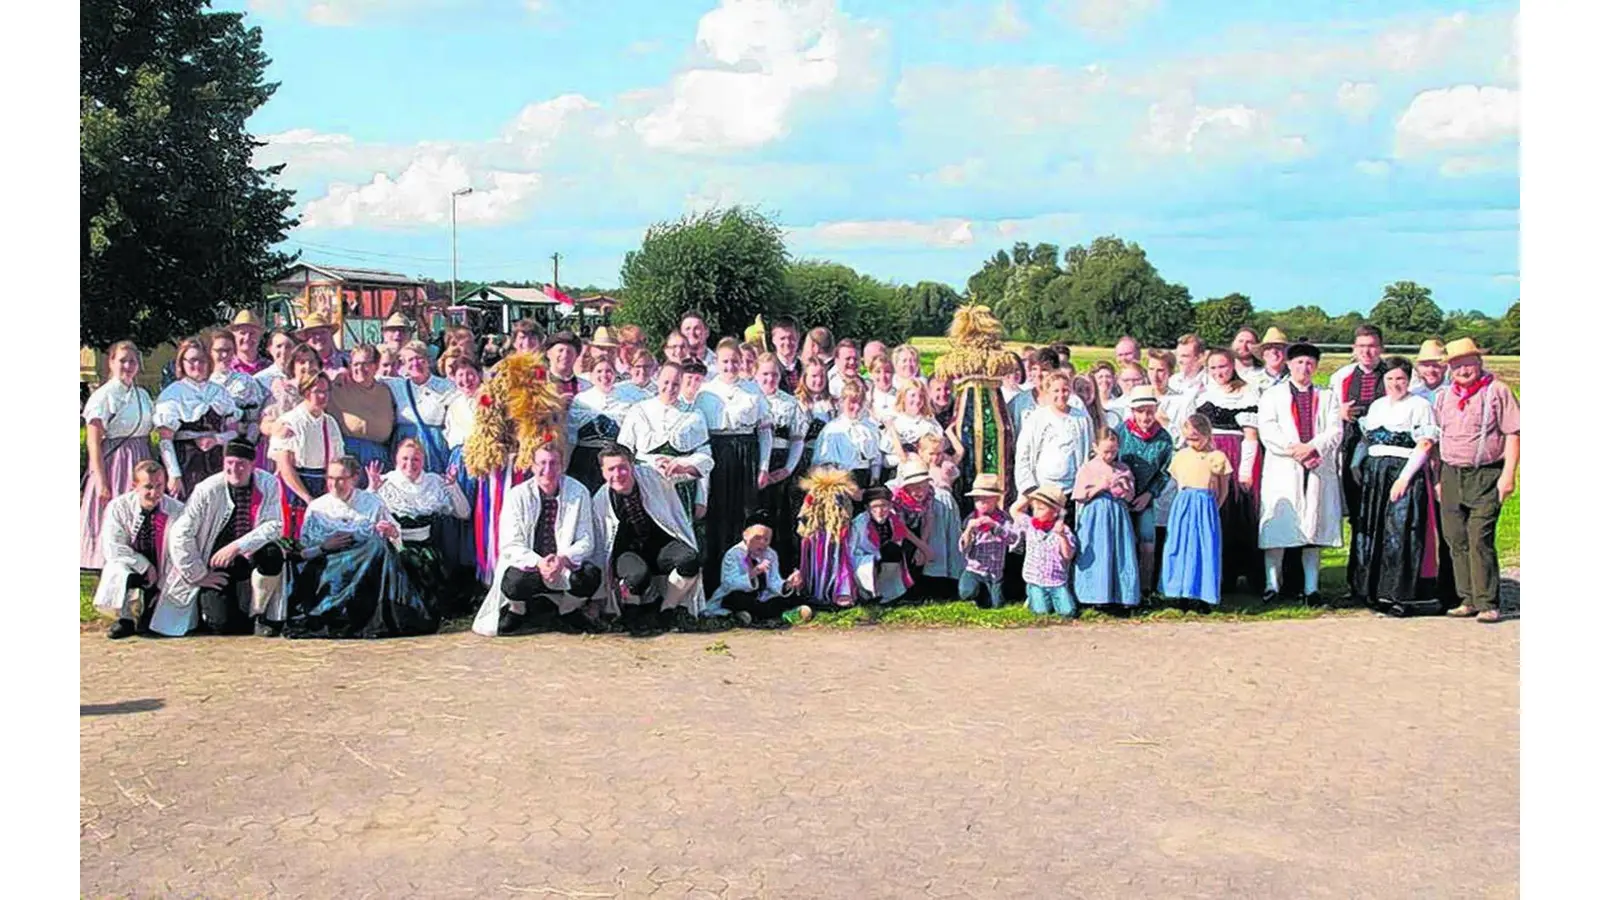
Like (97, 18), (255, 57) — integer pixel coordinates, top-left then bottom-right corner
(1439, 463), (1504, 613)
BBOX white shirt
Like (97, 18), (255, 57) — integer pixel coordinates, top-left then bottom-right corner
(1190, 383), (1262, 436)
(376, 471), (470, 525)
(570, 383), (647, 447)
(300, 489), (399, 559)
(762, 389), (809, 477)
(82, 379), (154, 440)
(384, 375), (455, 428)
(269, 406), (346, 470)
(815, 415), (882, 474)
(443, 391), (478, 448)
(1014, 405), (1093, 496)
(694, 378), (772, 432)
(880, 414), (943, 467)
(618, 396), (715, 504)
(869, 386), (899, 424)
(153, 378), (240, 433)
(709, 543), (785, 606)
(1358, 394), (1440, 456)
(1168, 368), (1208, 396)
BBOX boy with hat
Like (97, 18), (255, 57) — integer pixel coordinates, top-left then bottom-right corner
(850, 485), (933, 605)
(1433, 338), (1519, 623)
(1117, 385), (1175, 594)
(1256, 341), (1344, 604)
(1410, 339), (1450, 404)
(957, 474), (1019, 609)
(229, 309), (270, 375)
(1007, 484), (1077, 617)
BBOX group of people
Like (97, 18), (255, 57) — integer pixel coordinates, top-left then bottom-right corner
(80, 307), (1521, 641)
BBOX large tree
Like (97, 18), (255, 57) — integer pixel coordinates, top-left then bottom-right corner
(966, 249), (1014, 310)
(1193, 293), (1256, 347)
(81, 0), (298, 349)
(900, 281), (963, 336)
(1054, 236), (1195, 346)
(785, 261), (910, 345)
(1368, 280), (1445, 338)
(617, 206), (791, 342)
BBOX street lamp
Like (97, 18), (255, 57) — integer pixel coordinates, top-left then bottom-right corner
(450, 187), (474, 308)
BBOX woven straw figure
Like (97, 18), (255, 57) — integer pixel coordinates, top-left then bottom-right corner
(932, 306), (1021, 510)
(794, 467), (862, 606)
(464, 351), (568, 479)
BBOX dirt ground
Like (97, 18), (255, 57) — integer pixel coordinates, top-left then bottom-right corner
(81, 616), (1519, 898)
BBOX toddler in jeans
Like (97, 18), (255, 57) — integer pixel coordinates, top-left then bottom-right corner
(1009, 483), (1078, 617)
(957, 473), (1018, 608)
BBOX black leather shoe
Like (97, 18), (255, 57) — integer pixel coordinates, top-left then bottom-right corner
(253, 619), (283, 637)
(1262, 590), (1280, 604)
(107, 619), (136, 640)
(1304, 592), (1326, 608)
(497, 610), (524, 635)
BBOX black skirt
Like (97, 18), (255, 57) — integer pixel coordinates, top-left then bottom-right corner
(756, 446), (797, 571)
(567, 446), (605, 494)
(704, 432), (762, 594)
(284, 537), (440, 639)
(1347, 455), (1448, 611)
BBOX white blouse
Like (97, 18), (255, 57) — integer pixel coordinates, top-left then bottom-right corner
(570, 384), (648, 446)
(384, 375), (455, 428)
(1014, 406), (1094, 496)
(444, 392), (479, 449)
(870, 387), (899, 424)
(815, 416), (882, 471)
(153, 379), (240, 432)
(269, 406), (346, 470)
(620, 397), (712, 456)
(1191, 383), (1262, 435)
(695, 379), (772, 432)
(1358, 394), (1440, 456)
(82, 379), (154, 440)
(376, 471), (470, 520)
(300, 489), (398, 557)
(880, 414), (943, 466)
(212, 368), (269, 413)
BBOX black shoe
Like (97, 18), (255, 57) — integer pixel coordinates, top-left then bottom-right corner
(253, 619), (283, 637)
(107, 619), (136, 640)
(497, 610), (524, 635)
(1262, 590), (1280, 604)
(1304, 592), (1326, 608)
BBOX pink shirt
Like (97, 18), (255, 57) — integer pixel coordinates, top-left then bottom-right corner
(1432, 379), (1519, 468)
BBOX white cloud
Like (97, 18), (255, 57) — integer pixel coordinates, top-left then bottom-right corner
(300, 155), (542, 229)
(984, 0), (1029, 42)
(1140, 93), (1308, 161)
(912, 158), (985, 186)
(1336, 81), (1380, 120)
(1065, 0), (1160, 36)
(1394, 85), (1518, 157)
(633, 0), (886, 154)
(788, 218), (976, 249)
(895, 64), (1107, 138)
(1355, 159), (1391, 177)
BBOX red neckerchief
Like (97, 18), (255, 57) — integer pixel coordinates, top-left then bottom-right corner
(1452, 373), (1494, 410)
(1124, 417), (1162, 442)
(892, 486), (928, 516)
(1030, 515), (1058, 532)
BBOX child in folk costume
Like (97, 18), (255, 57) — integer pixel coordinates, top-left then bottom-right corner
(814, 381), (883, 493)
(707, 515), (810, 626)
(269, 372), (346, 542)
(1255, 341), (1344, 605)
(1009, 485), (1077, 617)
(1160, 415), (1232, 608)
(1116, 386), (1175, 595)
(93, 462), (186, 639)
(851, 486), (934, 605)
(1070, 428), (1142, 611)
(82, 341), (156, 570)
(879, 381), (945, 483)
(957, 474), (1020, 609)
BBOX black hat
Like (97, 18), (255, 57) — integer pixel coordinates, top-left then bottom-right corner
(224, 438), (257, 461)
(744, 509), (772, 530)
(680, 359), (708, 376)
(1286, 340), (1321, 362)
(863, 485), (893, 505)
(546, 330), (581, 351)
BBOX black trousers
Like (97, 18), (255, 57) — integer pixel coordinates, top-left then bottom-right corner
(504, 563), (603, 605)
(197, 543), (285, 634)
(122, 570), (160, 632)
(719, 589), (793, 620)
(614, 540), (700, 597)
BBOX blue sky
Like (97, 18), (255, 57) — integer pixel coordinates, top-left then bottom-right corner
(236, 0), (1519, 314)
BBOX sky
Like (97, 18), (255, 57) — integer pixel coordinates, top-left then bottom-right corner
(234, 0), (1520, 314)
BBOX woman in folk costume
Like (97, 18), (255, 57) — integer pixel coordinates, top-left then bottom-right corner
(935, 307), (1021, 509)
(283, 456), (438, 640)
(154, 336), (242, 500)
(439, 352), (485, 582)
(879, 381), (945, 482)
(385, 339), (455, 473)
(795, 467), (862, 609)
(207, 328), (270, 454)
(618, 362), (716, 523)
(81, 341), (156, 570)
(462, 349), (569, 586)
(752, 352), (809, 571)
(568, 352), (648, 493)
(93, 461), (186, 639)
(256, 343), (323, 472)
(270, 371), (347, 542)
(327, 344), (396, 487)
(472, 444), (603, 637)
(851, 485), (933, 605)
(695, 338), (776, 595)
(1191, 348), (1265, 594)
(374, 438), (473, 617)
(159, 441), (287, 636)
(1161, 415), (1232, 609)
(1070, 428), (1143, 611)
(590, 443), (707, 634)
(1346, 357), (1452, 616)
(1255, 342), (1344, 604)
(814, 380), (883, 493)
(791, 358), (836, 486)
(1014, 370), (1095, 528)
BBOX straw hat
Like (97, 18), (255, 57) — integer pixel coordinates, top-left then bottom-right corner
(230, 308), (264, 331)
(295, 312), (333, 335)
(895, 458), (931, 486)
(1416, 338), (1448, 363)
(589, 326), (619, 349)
(1026, 483), (1068, 511)
(382, 312), (413, 330)
(966, 473), (1003, 497)
(1259, 326), (1289, 347)
(1126, 384), (1159, 407)
(1444, 337), (1484, 363)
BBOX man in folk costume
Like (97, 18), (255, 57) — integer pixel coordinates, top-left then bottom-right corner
(1256, 342), (1345, 604)
(160, 439), (287, 636)
(1328, 324), (1388, 534)
(769, 316), (805, 395)
(544, 330), (591, 402)
(94, 461), (186, 639)
(473, 445), (602, 636)
(1251, 327), (1292, 390)
(591, 442), (705, 635)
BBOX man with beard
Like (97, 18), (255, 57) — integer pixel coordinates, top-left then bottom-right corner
(1232, 327), (1265, 386)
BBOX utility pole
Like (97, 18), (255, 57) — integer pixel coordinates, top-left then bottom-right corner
(450, 187), (474, 307)
(551, 252), (561, 292)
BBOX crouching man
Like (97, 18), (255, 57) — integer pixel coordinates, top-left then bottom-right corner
(473, 445), (603, 636)
(160, 439), (286, 636)
(591, 442), (704, 635)
(94, 461), (187, 638)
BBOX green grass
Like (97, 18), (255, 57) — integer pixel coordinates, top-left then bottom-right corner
(802, 595), (1361, 630)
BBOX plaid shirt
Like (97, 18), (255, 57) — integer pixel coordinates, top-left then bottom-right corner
(962, 511), (1016, 578)
(1020, 519), (1073, 588)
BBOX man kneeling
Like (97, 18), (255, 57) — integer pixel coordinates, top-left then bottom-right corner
(94, 461), (186, 638)
(161, 440), (286, 636)
(592, 442), (705, 635)
(472, 445), (603, 636)
(283, 456), (439, 639)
